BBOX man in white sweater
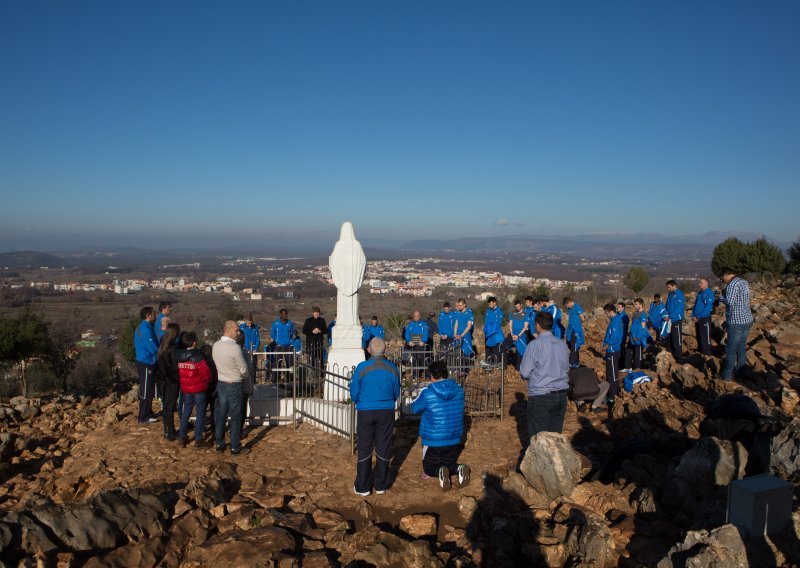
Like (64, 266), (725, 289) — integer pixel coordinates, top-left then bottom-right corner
(212, 320), (250, 455)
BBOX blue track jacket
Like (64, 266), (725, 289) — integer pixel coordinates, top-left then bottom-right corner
(603, 313), (624, 354)
(453, 308), (475, 355)
(565, 303), (586, 348)
(692, 288), (715, 319)
(404, 320), (429, 344)
(271, 319), (296, 346)
(239, 323), (261, 352)
(509, 310), (529, 355)
(666, 289), (686, 322)
(483, 306), (505, 347)
(629, 311), (650, 346)
(350, 356), (401, 411)
(362, 324), (385, 349)
(410, 379), (465, 447)
(545, 304), (565, 339)
(135, 320), (158, 365)
(438, 310), (456, 339)
(649, 301), (666, 329)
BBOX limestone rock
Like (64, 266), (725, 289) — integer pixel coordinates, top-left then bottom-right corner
(399, 514), (438, 538)
(673, 436), (748, 486)
(520, 432), (582, 500)
(183, 526), (297, 566)
(770, 418), (800, 481)
(656, 524), (747, 568)
(182, 462), (239, 510)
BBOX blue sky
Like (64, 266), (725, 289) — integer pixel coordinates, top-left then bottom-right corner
(1, 1), (798, 250)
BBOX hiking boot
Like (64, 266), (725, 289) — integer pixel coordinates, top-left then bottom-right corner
(178, 437), (189, 448)
(438, 466), (452, 492)
(457, 464), (471, 488)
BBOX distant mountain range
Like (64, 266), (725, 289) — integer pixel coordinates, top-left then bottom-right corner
(0, 231), (786, 267)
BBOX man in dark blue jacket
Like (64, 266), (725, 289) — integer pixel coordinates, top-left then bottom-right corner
(350, 338), (401, 496)
(134, 306), (159, 424)
(483, 297), (505, 362)
(411, 360), (470, 491)
(691, 277), (715, 356)
(665, 280), (686, 363)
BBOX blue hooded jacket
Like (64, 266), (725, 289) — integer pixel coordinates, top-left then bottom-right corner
(135, 320), (158, 365)
(692, 287), (715, 319)
(603, 313), (624, 354)
(350, 356), (401, 411)
(410, 378), (465, 447)
(483, 306), (505, 347)
(666, 289), (686, 322)
(629, 311), (650, 346)
(239, 323), (261, 352)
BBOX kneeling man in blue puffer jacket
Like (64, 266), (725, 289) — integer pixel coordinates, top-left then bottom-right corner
(410, 360), (470, 491)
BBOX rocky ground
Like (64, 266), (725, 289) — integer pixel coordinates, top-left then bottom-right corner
(1, 279), (799, 567)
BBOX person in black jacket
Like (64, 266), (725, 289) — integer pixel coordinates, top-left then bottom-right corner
(302, 307), (327, 371)
(156, 323), (181, 440)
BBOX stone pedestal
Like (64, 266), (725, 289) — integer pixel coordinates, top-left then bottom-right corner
(325, 323), (364, 401)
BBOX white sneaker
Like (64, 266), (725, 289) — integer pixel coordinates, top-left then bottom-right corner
(457, 464), (471, 488)
(353, 486), (370, 497)
(438, 466), (452, 491)
(375, 489), (386, 495)
(146, 417), (158, 423)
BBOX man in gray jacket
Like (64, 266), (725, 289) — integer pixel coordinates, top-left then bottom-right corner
(212, 320), (250, 455)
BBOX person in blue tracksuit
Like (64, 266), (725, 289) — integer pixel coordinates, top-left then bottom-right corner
(239, 314), (261, 353)
(363, 315), (385, 359)
(602, 304), (624, 402)
(155, 301), (172, 344)
(616, 301), (630, 367)
(649, 294), (667, 344)
(410, 360), (470, 491)
(404, 310), (429, 378)
(438, 302), (456, 352)
(543, 297), (565, 340)
(691, 277), (715, 356)
(483, 297), (505, 362)
(507, 300), (530, 370)
(524, 296), (537, 342)
(270, 309), (297, 380)
(453, 299), (475, 357)
(625, 299), (650, 371)
(135, 306), (159, 424)
(350, 338), (401, 496)
(665, 280), (686, 363)
(563, 297), (586, 368)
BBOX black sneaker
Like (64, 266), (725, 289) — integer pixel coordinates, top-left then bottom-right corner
(231, 448), (249, 456)
(457, 464), (471, 488)
(438, 466), (452, 492)
(215, 445), (225, 453)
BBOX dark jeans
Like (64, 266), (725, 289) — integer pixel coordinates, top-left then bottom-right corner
(355, 409), (394, 493)
(723, 322), (752, 380)
(440, 337), (454, 352)
(567, 338), (581, 367)
(624, 344), (644, 370)
(526, 389), (568, 441)
(669, 320), (684, 362)
(161, 381), (179, 436)
(407, 345), (427, 379)
(695, 317), (712, 355)
(604, 351), (621, 396)
(215, 381), (243, 451)
(136, 362), (156, 422)
(485, 343), (501, 363)
(422, 444), (462, 477)
(179, 391), (207, 441)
